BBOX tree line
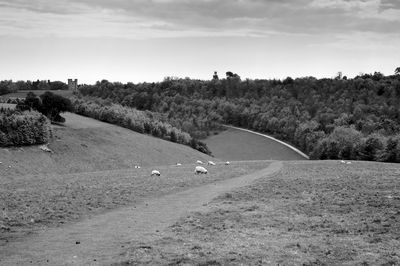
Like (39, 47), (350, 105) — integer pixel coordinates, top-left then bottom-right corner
(77, 71), (400, 162)
(71, 96), (211, 155)
(0, 80), (68, 95)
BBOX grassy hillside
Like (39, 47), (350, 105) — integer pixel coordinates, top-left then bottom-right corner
(116, 160), (400, 265)
(204, 127), (305, 161)
(0, 112), (213, 178)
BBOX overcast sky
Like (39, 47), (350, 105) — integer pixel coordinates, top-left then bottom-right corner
(0, 0), (399, 84)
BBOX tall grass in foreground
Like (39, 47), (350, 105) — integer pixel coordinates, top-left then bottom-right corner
(70, 97), (211, 155)
(0, 108), (51, 146)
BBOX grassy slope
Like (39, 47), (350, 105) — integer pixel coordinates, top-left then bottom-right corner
(119, 160), (400, 265)
(0, 112), (213, 178)
(204, 127), (305, 161)
(0, 112), (271, 242)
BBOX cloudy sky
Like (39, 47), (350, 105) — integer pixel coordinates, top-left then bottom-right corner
(0, 0), (399, 84)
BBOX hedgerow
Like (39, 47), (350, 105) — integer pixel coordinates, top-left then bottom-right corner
(70, 97), (211, 155)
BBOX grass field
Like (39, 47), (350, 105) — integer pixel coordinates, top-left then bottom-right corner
(0, 90), (74, 99)
(204, 127), (306, 161)
(0, 112), (213, 178)
(116, 160), (400, 265)
(0, 161), (269, 243)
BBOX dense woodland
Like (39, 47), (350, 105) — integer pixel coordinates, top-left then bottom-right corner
(2, 71), (400, 162)
(77, 71), (400, 162)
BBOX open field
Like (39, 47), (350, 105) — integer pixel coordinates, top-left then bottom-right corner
(116, 160), (400, 265)
(0, 90), (74, 99)
(0, 161), (268, 244)
(204, 127), (306, 161)
(0, 112), (213, 178)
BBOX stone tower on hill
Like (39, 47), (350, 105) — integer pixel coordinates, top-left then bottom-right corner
(68, 79), (78, 92)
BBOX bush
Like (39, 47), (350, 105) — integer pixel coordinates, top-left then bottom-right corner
(0, 109), (51, 147)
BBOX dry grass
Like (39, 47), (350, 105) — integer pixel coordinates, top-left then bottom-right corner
(0, 161), (268, 243)
(204, 127), (305, 161)
(118, 160), (400, 265)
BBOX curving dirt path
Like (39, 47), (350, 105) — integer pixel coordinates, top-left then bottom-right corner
(0, 161), (282, 266)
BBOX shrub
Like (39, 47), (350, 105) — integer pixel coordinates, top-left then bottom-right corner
(0, 109), (51, 147)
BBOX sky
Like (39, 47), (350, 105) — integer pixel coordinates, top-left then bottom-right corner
(0, 0), (399, 84)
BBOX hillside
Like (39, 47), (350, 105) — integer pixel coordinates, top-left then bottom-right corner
(0, 112), (213, 178)
(204, 127), (306, 161)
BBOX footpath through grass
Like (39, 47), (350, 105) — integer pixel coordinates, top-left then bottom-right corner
(117, 160), (400, 265)
(0, 161), (268, 244)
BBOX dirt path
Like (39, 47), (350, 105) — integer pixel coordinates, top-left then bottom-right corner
(0, 161), (282, 265)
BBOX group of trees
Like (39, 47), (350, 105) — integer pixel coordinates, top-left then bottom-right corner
(17, 91), (73, 122)
(77, 71), (400, 162)
(71, 96), (211, 155)
(0, 108), (52, 147)
(0, 80), (68, 96)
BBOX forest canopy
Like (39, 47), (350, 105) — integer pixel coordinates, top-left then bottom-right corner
(76, 72), (400, 162)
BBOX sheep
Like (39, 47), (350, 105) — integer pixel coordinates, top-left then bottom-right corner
(39, 145), (53, 153)
(225, 161), (230, 165)
(207, 161), (216, 166)
(346, 162), (352, 165)
(340, 160), (346, 164)
(195, 166), (208, 174)
(134, 165), (141, 169)
(196, 160), (204, 164)
(176, 163), (182, 166)
(151, 170), (161, 176)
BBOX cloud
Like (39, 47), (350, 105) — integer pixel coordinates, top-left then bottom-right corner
(0, 0), (399, 38)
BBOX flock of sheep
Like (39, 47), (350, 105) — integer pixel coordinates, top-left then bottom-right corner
(150, 160), (230, 177)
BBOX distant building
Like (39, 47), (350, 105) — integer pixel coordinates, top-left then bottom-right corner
(213, 71), (219, 80)
(68, 79), (78, 92)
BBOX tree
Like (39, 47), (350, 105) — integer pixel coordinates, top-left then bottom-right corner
(40, 91), (72, 122)
(395, 67), (400, 75)
(49, 81), (68, 90)
(24, 92), (41, 110)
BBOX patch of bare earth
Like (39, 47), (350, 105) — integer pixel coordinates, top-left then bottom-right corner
(116, 161), (400, 265)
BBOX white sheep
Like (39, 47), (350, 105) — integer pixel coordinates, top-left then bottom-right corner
(340, 160), (346, 164)
(225, 161), (230, 165)
(196, 160), (204, 164)
(207, 161), (216, 166)
(176, 163), (182, 166)
(151, 170), (161, 176)
(195, 166), (208, 174)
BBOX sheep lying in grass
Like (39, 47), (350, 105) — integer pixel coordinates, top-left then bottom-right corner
(151, 170), (161, 176)
(196, 160), (204, 164)
(225, 161), (230, 165)
(176, 163), (182, 166)
(195, 166), (208, 174)
(207, 161), (216, 166)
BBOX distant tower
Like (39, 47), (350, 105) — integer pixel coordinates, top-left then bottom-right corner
(68, 79), (78, 92)
(212, 71), (219, 80)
